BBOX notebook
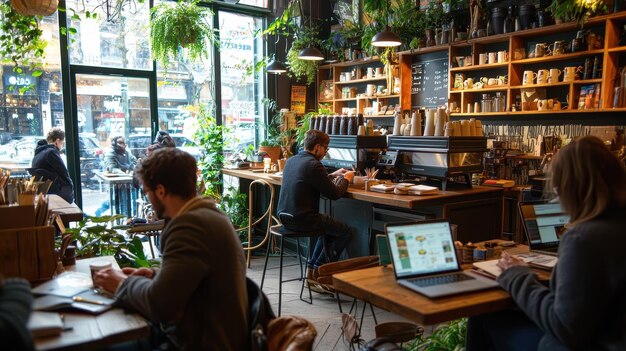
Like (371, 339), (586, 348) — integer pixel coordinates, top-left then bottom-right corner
(385, 219), (499, 298)
(519, 200), (569, 257)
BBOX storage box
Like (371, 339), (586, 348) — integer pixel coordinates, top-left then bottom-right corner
(0, 226), (56, 282)
(0, 205), (35, 230)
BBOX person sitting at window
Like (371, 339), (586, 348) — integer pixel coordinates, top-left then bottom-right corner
(104, 136), (136, 173)
(30, 127), (74, 203)
(466, 136), (626, 350)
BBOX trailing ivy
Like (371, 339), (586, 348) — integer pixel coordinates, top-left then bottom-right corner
(0, 0), (46, 93)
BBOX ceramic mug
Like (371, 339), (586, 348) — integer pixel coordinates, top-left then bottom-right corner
(488, 52), (497, 64)
(479, 53), (488, 65)
(497, 75), (508, 85)
(563, 66), (582, 82)
(549, 40), (567, 55)
(366, 84), (376, 96)
(548, 68), (562, 83)
(464, 78), (474, 89)
(537, 69), (550, 84)
(488, 78), (498, 86)
(366, 67), (374, 79)
(537, 99), (549, 111)
(523, 70), (537, 85)
(535, 43), (548, 57)
(375, 67), (383, 77)
(498, 50), (508, 63)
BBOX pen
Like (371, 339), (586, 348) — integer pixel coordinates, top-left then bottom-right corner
(73, 296), (107, 305)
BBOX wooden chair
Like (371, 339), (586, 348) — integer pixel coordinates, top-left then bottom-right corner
(236, 178), (279, 268)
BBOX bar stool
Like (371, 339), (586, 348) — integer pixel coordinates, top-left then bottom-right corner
(260, 213), (324, 316)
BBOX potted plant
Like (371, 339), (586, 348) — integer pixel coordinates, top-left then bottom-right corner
(547, 0), (608, 25)
(258, 115), (283, 165)
(0, 0), (46, 93)
(150, 0), (217, 65)
(405, 318), (467, 351)
(64, 215), (156, 268)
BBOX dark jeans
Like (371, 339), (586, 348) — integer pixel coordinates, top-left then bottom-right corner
(281, 213), (353, 269)
(466, 309), (544, 351)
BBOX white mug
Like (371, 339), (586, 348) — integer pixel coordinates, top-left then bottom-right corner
(563, 66), (581, 82)
(366, 84), (376, 96)
(488, 52), (497, 64)
(523, 70), (537, 85)
(548, 68), (562, 83)
(537, 99), (549, 111)
(375, 67), (383, 77)
(479, 53), (488, 65)
(497, 50), (508, 63)
(537, 69), (549, 84)
(367, 67), (374, 79)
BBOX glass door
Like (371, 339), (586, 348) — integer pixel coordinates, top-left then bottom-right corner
(73, 74), (152, 217)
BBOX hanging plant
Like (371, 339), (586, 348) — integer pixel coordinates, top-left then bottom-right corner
(150, 0), (217, 65)
(0, 0), (46, 93)
(9, 0), (57, 16)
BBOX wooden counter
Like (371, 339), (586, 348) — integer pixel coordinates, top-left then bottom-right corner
(223, 168), (504, 247)
(222, 168), (502, 210)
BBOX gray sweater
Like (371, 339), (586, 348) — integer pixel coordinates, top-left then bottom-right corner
(115, 198), (248, 350)
(498, 206), (626, 350)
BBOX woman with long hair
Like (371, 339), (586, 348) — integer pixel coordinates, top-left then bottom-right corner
(466, 136), (626, 350)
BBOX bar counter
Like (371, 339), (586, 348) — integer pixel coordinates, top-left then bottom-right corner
(223, 168), (504, 255)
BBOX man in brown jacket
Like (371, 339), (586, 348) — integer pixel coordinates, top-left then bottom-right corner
(94, 148), (248, 350)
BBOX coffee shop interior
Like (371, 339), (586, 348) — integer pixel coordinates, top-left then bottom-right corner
(1, 0), (626, 349)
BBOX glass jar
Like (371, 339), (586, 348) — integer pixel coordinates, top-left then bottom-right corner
(481, 94), (492, 112)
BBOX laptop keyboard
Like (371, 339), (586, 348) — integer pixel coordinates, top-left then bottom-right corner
(408, 273), (474, 287)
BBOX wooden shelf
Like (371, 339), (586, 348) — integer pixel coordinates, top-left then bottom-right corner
(450, 62), (508, 72)
(335, 77), (386, 85)
(510, 49), (605, 65)
(509, 79), (601, 89)
(450, 109), (615, 117)
(451, 86), (508, 93)
(331, 56), (380, 67)
(335, 98), (358, 102)
(607, 46), (626, 53)
(358, 94), (400, 99)
(364, 114), (395, 118)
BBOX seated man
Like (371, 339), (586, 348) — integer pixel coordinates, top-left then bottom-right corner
(277, 129), (354, 284)
(30, 127), (74, 203)
(104, 136), (136, 173)
(94, 148), (248, 350)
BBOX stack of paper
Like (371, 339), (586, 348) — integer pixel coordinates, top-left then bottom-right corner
(27, 311), (64, 337)
(369, 184), (395, 193)
(407, 185), (439, 195)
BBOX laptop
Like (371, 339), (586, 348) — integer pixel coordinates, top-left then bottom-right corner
(518, 200), (569, 257)
(385, 219), (499, 298)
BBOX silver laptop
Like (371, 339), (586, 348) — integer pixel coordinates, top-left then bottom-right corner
(385, 219), (499, 298)
(519, 201), (569, 257)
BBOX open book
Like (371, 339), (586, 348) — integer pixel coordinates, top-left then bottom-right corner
(32, 271), (115, 314)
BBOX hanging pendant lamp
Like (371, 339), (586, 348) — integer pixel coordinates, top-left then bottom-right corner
(298, 46), (325, 61)
(266, 60), (288, 74)
(371, 27), (402, 47)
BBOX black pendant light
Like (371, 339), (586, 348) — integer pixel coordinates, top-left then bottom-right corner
(371, 27), (402, 47)
(297, 0), (324, 61)
(266, 60), (288, 74)
(298, 47), (325, 61)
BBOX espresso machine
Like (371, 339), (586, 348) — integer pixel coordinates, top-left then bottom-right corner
(322, 135), (387, 172)
(387, 136), (487, 190)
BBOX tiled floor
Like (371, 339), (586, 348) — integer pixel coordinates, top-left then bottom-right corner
(245, 254), (418, 350)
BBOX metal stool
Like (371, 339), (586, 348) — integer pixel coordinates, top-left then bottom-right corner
(260, 213), (324, 316)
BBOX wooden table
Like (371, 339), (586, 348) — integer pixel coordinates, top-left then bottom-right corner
(95, 173), (136, 218)
(34, 256), (150, 351)
(48, 195), (83, 224)
(332, 246), (549, 325)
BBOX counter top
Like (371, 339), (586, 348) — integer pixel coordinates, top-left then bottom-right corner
(222, 168), (503, 209)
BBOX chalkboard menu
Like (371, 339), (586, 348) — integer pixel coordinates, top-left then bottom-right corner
(411, 52), (449, 108)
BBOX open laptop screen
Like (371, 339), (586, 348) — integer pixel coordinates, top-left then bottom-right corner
(386, 221), (459, 278)
(519, 201), (569, 248)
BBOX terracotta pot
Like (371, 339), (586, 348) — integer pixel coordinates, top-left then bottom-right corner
(10, 0), (58, 16)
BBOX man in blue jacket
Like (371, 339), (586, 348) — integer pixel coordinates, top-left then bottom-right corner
(277, 129), (354, 284)
(30, 128), (74, 203)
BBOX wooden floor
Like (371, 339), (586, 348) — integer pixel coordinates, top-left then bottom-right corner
(246, 254), (418, 350)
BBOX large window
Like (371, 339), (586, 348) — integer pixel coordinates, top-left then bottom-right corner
(66, 0), (151, 70)
(218, 11), (265, 152)
(0, 13), (64, 163)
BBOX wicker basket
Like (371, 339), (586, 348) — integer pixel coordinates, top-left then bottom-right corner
(10, 0), (58, 16)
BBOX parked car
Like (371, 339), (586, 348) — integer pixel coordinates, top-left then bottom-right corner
(127, 133), (202, 160)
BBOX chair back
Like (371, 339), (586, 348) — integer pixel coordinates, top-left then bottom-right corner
(247, 277), (276, 351)
(240, 179), (277, 267)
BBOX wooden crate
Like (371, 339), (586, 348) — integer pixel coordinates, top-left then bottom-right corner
(0, 205), (35, 230)
(0, 226), (56, 282)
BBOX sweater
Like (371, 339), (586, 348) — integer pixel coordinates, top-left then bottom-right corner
(115, 198), (248, 350)
(0, 278), (34, 351)
(498, 206), (626, 350)
(30, 140), (74, 203)
(277, 151), (349, 221)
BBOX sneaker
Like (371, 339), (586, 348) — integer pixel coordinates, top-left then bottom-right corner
(308, 282), (334, 295)
(306, 267), (319, 282)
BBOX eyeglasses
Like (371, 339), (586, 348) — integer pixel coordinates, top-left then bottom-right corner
(319, 144), (329, 151)
(117, 140), (126, 145)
